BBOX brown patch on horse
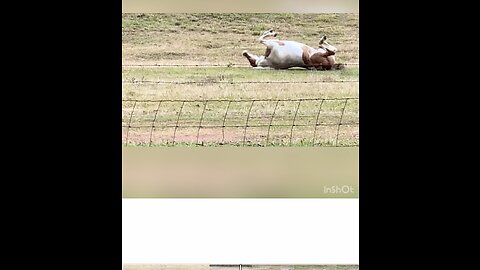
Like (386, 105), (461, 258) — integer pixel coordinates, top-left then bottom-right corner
(276, 41), (285, 46)
(264, 47), (272, 58)
(310, 52), (332, 70)
(243, 51), (257, 67)
(301, 46), (312, 67)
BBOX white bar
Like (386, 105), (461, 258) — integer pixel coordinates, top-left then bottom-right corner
(123, 199), (359, 264)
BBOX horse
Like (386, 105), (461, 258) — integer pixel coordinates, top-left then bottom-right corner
(242, 29), (342, 70)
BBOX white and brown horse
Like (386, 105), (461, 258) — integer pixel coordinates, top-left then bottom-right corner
(242, 29), (342, 70)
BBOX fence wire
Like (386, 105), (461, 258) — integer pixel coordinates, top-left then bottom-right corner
(122, 63), (359, 68)
(122, 97), (359, 147)
(122, 80), (359, 84)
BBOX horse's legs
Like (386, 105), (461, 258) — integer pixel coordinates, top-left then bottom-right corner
(242, 50), (259, 67)
(258, 29), (277, 42)
(310, 53), (334, 70)
(255, 56), (270, 67)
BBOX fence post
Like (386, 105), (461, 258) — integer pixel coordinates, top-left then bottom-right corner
(196, 101), (208, 145)
(289, 100), (302, 146)
(125, 101), (137, 146)
(149, 101), (162, 146)
(172, 101), (185, 145)
(266, 100), (280, 146)
(221, 101), (232, 144)
(242, 100), (255, 146)
(312, 99), (325, 146)
(335, 98), (349, 146)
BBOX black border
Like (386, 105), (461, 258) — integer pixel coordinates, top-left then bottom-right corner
(359, 2), (417, 269)
(34, 1), (123, 267)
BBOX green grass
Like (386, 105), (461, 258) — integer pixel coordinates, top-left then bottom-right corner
(123, 265), (359, 270)
(122, 66), (359, 100)
(122, 14), (359, 146)
(122, 97), (358, 146)
(122, 66), (359, 82)
(122, 13), (359, 65)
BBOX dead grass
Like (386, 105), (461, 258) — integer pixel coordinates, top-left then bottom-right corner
(122, 14), (359, 146)
(122, 67), (359, 100)
(122, 97), (359, 146)
(122, 13), (359, 65)
(123, 265), (358, 270)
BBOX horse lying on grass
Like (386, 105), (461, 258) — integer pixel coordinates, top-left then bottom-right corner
(242, 29), (344, 70)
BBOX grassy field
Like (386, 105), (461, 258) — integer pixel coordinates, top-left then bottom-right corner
(123, 265), (359, 270)
(122, 13), (359, 65)
(122, 14), (359, 146)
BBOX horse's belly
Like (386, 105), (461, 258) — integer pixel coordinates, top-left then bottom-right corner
(268, 47), (304, 68)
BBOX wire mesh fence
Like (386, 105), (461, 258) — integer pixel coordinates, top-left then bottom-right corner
(122, 97), (359, 146)
(122, 80), (359, 84)
(121, 63), (359, 68)
(207, 265), (358, 270)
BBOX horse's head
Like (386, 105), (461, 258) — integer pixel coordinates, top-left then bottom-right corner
(319, 35), (337, 53)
